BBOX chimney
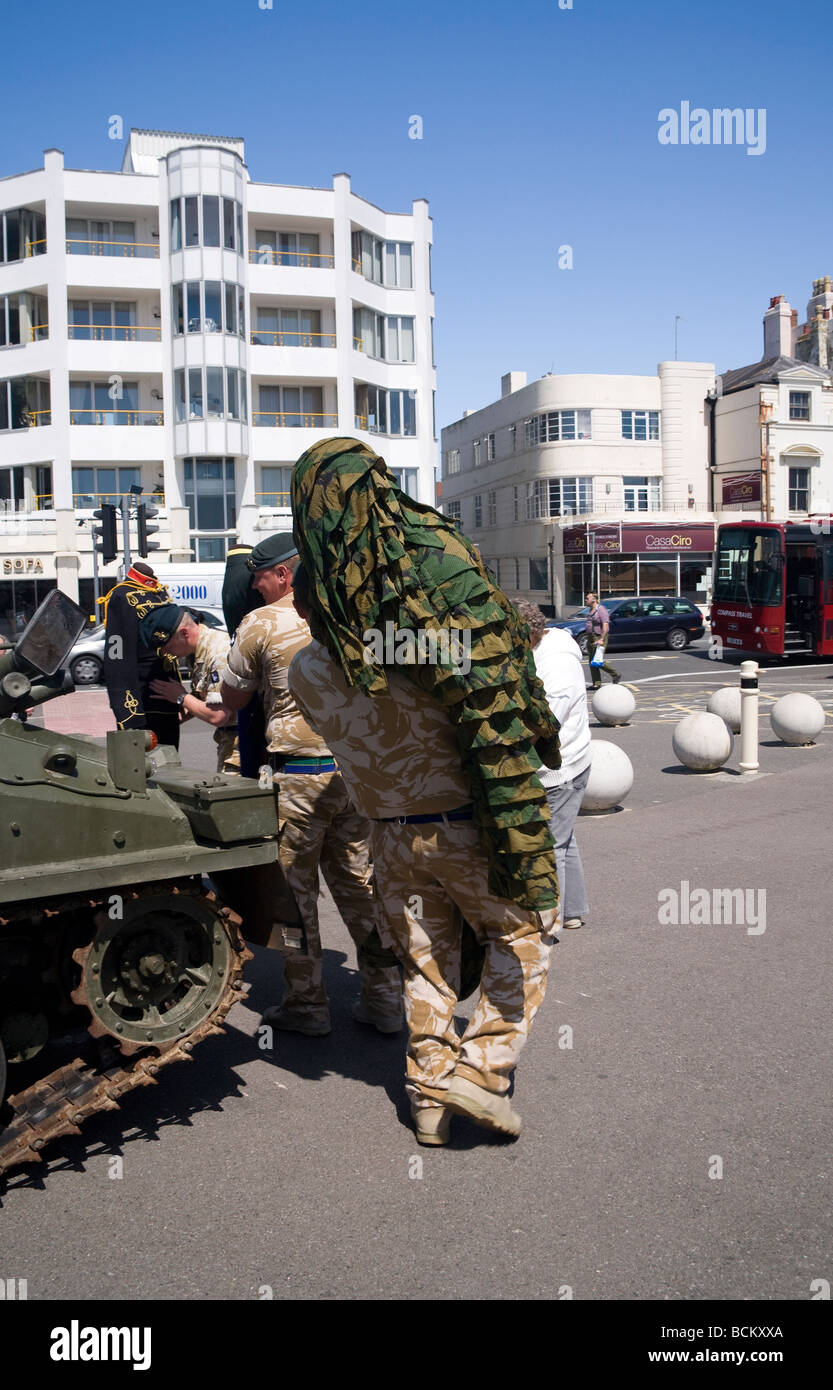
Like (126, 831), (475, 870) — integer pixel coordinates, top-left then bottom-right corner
(763, 295), (793, 357)
(501, 371), (527, 397)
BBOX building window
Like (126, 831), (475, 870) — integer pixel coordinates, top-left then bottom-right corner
(171, 197), (243, 253)
(1, 293), (48, 345)
(474, 494), (483, 528)
(509, 424), (516, 452)
(354, 384), (416, 436)
(473, 439), (481, 467)
(444, 499), (461, 522)
(621, 410), (660, 441)
(1, 208), (46, 262)
(352, 231), (413, 287)
(258, 384), (325, 427)
(623, 476), (662, 511)
(255, 306), (325, 347)
(390, 468), (419, 499)
(70, 379), (148, 425)
(486, 432), (496, 461)
(487, 491), (497, 526)
(788, 466), (810, 511)
(66, 217), (157, 259)
(259, 465), (292, 508)
(548, 477), (593, 515)
(184, 458), (237, 544)
(513, 558), (520, 589)
(72, 465), (142, 508)
(431, 318), (436, 367)
(173, 281), (244, 337)
(0, 376), (51, 430)
(175, 368), (246, 422)
(529, 557), (548, 591)
(69, 300), (137, 341)
(789, 391), (810, 421)
(524, 409), (592, 446)
(513, 486), (520, 521)
(252, 229), (325, 267)
(352, 308), (415, 361)
(446, 448), (460, 476)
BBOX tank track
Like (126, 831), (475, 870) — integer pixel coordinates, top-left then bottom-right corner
(0, 882), (251, 1178)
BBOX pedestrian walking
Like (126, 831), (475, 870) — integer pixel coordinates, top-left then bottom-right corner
(287, 438), (562, 1146)
(585, 590), (621, 688)
(220, 532), (402, 1037)
(516, 601), (591, 931)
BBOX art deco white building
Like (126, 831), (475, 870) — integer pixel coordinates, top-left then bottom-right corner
(440, 363), (716, 614)
(0, 129), (435, 631)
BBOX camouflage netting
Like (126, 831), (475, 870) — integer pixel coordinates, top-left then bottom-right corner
(291, 437), (562, 911)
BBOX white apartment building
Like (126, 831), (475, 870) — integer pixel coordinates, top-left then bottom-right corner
(440, 363), (716, 615)
(0, 129), (436, 635)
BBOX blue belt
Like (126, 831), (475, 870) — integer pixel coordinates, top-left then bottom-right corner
(269, 752), (337, 774)
(377, 804), (474, 826)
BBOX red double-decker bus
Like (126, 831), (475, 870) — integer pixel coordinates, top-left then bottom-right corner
(712, 521), (833, 659)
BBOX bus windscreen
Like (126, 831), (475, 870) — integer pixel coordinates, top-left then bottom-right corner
(714, 528), (783, 606)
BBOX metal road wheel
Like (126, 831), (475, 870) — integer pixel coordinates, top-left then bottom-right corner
(69, 654), (102, 686)
(665, 627), (689, 651)
(577, 633), (589, 656)
(73, 892), (234, 1048)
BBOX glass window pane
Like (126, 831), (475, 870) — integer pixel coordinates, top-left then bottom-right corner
(384, 242), (397, 285)
(223, 198), (235, 250)
(185, 197), (199, 246)
(187, 283), (200, 331)
(255, 229), (276, 262)
(386, 318), (398, 361)
(189, 368), (203, 418)
(170, 198), (181, 251)
(236, 204), (243, 255)
(206, 366), (224, 417)
(225, 283), (236, 335)
(204, 282), (221, 332)
(400, 318), (414, 361)
(172, 283), (184, 335)
(5, 211), (21, 261)
(398, 243), (412, 288)
(240, 375), (247, 422)
(69, 301), (91, 340)
(226, 369), (238, 419)
(202, 196), (220, 247)
(302, 386), (322, 421)
(175, 369), (185, 422)
(389, 391), (401, 435)
(404, 391), (415, 436)
(238, 287), (245, 337)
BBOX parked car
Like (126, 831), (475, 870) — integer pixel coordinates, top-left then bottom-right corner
(547, 596), (705, 655)
(67, 608), (228, 687)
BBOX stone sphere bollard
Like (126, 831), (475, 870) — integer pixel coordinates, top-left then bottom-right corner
(770, 692), (826, 746)
(706, 686), (742, 734)
(672, 712), (733, 771)
(579, 740), (634, 813)
(592, 684), (636, 726)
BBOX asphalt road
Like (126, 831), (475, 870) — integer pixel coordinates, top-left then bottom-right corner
(1, 644), (831, 1302)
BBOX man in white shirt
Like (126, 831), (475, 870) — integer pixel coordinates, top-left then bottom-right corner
(517, 602), (591, 930)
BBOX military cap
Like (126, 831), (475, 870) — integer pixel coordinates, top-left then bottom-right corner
(138, 603), (185, 648)
(246, 533), (299, 573)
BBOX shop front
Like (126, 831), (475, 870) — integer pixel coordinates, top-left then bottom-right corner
(562, 522), (715, 608)
(0, 557), (56, 642)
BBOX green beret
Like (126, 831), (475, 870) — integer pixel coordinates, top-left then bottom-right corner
(138, 603), (184, 648)
(247, 533), (299, 574)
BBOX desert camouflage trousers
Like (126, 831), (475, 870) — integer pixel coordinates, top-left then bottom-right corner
(273, 769), (402, 1025)
(370, 817), (557, 1110)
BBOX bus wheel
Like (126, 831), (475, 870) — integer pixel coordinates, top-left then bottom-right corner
(666, 628), (688, 650)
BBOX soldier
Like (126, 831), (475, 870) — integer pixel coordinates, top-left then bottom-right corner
(101, 561), (181, 747)
(287, 439), (562, 1147)
(219, 532), (402, 1037)
(221, 540), (266, 778)
(145, 608), (239, 774)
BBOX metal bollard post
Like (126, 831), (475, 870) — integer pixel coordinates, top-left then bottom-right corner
(739, 660), (759, 774)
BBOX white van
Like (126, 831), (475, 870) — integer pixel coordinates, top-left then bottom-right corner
(150, 563), (227, 611)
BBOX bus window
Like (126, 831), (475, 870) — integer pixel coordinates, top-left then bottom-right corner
(714, 529), (783, 606)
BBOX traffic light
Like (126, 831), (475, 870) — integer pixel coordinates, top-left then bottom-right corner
(92, 504), (118, 564)
(136, 502), (160, 557)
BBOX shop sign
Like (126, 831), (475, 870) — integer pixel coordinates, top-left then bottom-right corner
(722, 472), (762, 507)
(563, 523), (714, 555)
(563, 524), (621, 555)
(3, 558), (45, 576)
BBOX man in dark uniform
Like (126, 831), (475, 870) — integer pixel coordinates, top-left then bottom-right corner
(102, 561), (181, 747)
(222, 540), (266, 777)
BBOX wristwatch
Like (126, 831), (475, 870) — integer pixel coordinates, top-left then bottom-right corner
(176, 693), (186, 710)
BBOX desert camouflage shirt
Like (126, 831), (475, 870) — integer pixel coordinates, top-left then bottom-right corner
(223, 596), (329, 757)
(186, 623), (236, 761)
(288, 639), (472, 819)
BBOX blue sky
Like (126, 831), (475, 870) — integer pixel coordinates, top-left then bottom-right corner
(3, 0), (830, 430)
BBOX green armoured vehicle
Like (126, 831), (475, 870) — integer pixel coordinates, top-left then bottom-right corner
(0, 590), (298, 1176)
